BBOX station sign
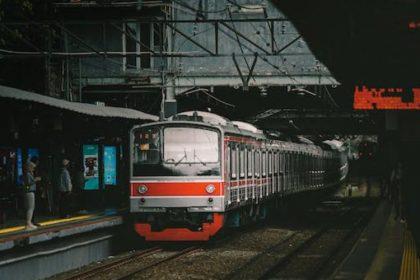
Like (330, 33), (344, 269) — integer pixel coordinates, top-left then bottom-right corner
(354, 86), (420, 110)
(408, 21), (420, 30)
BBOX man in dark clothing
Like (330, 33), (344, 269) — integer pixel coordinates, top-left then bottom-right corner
(58, 158), (72, 218)
(390, 162), (403, 221)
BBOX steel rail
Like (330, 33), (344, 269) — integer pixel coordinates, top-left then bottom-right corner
(223, 201), (374, 280)
(64, 247), (162, 280)
(223, 231), (299, 280)
(259, 203), (375, 279)
(115, 246), (201, 280)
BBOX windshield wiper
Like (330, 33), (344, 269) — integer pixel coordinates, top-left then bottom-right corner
(175, 149), (188, 166)
(193, 149), (207, 166)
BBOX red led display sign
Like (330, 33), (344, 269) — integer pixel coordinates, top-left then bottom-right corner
(408, 21), (420, 29)
(354, 86), (420, 110)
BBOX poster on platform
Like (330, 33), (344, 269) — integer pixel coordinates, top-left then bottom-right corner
(83, 144), (99, 190)
(103, 146), (117, 186)
(16, 148), (23, 186)
(27, 148), (39, 163)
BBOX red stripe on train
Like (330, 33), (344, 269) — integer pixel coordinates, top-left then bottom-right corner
(130, 181), (223, 196)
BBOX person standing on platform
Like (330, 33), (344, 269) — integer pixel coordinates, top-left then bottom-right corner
(29, 156), (42, 227)
(390, 162), (403, 221)
(23, 161), (41, 230)
(58, 158), (72, 218)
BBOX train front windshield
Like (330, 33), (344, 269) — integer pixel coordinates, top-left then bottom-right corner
(132, 125), (221, 177)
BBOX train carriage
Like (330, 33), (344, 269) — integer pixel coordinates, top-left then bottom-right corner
(130, 111), (348, 241)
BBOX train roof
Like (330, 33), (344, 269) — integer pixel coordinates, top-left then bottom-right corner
(171, 111), (265, 138)
(167, 111), (342, 155)
(322, 140), (346, 151)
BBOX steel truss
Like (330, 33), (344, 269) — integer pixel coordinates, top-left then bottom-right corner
(0, 18), (297, 58)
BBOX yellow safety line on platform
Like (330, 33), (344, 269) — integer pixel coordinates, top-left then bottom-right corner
(0, 226), (25, 234)
(0, 214), (94, 235)
(399, 229), (420, 280)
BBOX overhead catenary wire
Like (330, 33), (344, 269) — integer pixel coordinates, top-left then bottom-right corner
(227, 9), (256, 84)
(179, 87), (235, 108)
(323, 85), (340, 108)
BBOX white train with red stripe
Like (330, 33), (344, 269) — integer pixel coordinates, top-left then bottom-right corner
(130, 111), (348, 241)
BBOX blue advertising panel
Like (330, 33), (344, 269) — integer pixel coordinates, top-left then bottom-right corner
(83, 144), (99, 190)
(27, 148), (39, 163)
(16, 148), (23, 186)
(103, 146), (117, 186)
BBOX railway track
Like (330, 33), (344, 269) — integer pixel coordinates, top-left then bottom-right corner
(59, 199), (377, 280)
(63, 246), (200, 280)
(115, 246), (201, 280)
(264, 202), (376, 279)
(225, 199), (377, 280)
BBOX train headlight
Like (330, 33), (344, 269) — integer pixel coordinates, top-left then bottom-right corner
(205, 184), (215, 194)
(138, 185), (148, 194)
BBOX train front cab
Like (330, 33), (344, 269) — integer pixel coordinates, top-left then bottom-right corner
(129, 122), (226, 241)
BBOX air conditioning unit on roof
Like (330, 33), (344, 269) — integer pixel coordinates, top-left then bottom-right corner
(229, 4), (265, 14)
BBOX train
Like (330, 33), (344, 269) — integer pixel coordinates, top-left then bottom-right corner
(129, 111), (348, 241)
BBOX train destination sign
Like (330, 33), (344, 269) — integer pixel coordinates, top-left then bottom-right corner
(354, 86), (420, 110)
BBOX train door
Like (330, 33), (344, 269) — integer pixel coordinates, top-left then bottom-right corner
(268, 151), (273, 195)
(282, 151), (286, 194)
(296, 152), (300, 192)
(292, 152), (295, 192)
(226, 143), (231, 204)
(286, 152), (288, 193)
(278, 151), (282, 195)
(239, 144), (245, 202)
(254, 149), (260, 199)
(273, 151), (278, 194)
(230, 142), (239, 203)
(261, 150), (266, 198)
(306, 153), (310, 190)
(311, 154), (315, 189)
(246, 146), (253, 200)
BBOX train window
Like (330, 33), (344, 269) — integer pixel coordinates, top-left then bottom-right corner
(239, 146), (245, 178)
(273, 152), (277, 175)
(262, 151), (267, 177)
(227, 145), (231, 179)
(133, 126), (160, 165)
(290, 152), (294, 173)
(133, 125), (221, 177)
(289, 153), (292, 173)
(230, 143), (237, 179)
(280, 152), (284, 173)
(297, 153), (299, 173)
(255, 150), (260, 177)
(247, 148), (253, 177)
(284, 153), (287, 172)
(164, 127), (219, 163)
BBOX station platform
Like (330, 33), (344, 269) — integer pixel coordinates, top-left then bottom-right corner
(333, 199), (420, 280)
(0, 210), (124, 252)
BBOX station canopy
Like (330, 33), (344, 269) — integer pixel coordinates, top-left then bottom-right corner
(0, 85), (158, 121)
